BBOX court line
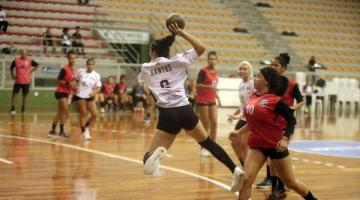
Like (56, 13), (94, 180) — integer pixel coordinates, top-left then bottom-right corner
(0, 134), (235, 195)
(0, 158), (13, 165)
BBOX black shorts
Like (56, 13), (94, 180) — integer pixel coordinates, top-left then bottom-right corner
(196, 102), (216, 106)
(13, 83), (30, 95)
(235, 119), (247, 130)
(73, 95), (94, 102)
(157, 105), (199, 135)
(257, 148), (289, 159)
(54, 92), (69, 100)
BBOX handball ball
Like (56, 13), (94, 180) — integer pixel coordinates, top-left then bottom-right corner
(166, 13), (185, 30)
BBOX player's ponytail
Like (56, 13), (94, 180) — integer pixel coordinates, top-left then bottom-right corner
(151, 35), (175, 58)
(260, 67), (287, 96)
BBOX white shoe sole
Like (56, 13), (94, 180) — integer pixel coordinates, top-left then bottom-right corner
(144, 147), (167, 175)
(230, 167), (246, 192)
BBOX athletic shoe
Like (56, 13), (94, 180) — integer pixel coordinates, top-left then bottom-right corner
(256, 177), (272, 189)
(144, 147), (167, 175)
(230, 166), (245, 192)
(83, 128), (91, 140)
(58, 131), (69, 138)
(276, 188), (287, 198)
(200, 148), (211, 157)
(9, 108), (16, 115)
(100, 108), (105, 113)
(48, 130), (57, 138)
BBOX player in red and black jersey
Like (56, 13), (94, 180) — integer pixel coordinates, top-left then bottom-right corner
(49, 51), (77, 138)
(230, 67), (317, 200)
(269, 53), (305, 199)
(99, 76), (117, 113)
(114, 75), (131, 111)
(196, 51), (221, 156)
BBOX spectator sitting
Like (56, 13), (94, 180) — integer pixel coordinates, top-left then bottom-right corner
(0, 5), (8, 33)
(131, 82), (147, 110)
(61, 28), (71, 54)
(72, 26), (85, 55)
(99, 76), (117, 113)
(42, 28), (56, 54)
(114, 75), (132, 111)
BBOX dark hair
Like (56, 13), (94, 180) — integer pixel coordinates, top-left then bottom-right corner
(150, 35), (175, 58)
(63, 28), (69, 33)
(207, 51), (217, 58)
(260, 67), (288, 96)
(67, 50), (75, 57)
(275, 53), (291, 69)
(86, 57), (95, 64)
(76, 26), (80, 29)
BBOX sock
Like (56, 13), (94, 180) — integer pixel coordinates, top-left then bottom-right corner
(51, 124), (57, 131)
(81, 126), (85, 133)
(143, 152), (152, 164)
(266, 165), (271, 178)
(60, 124), (64, 132)
(198, 137), (236, 173)
(304, 191), (316, 200)
(278, 178), (285, 191)
(270, 176), (278, 192)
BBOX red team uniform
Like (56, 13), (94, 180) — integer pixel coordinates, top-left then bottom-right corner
(196, 67), (218, 105)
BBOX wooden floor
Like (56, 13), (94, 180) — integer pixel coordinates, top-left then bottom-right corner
(0, 108), (359, 200)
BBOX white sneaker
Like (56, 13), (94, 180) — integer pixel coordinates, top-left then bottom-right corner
(230, 166), (246, 192)
(83, 128), (91, 140)
(144, 147), (167, 175)
(200, 148), (211, 157)
(100, 108), (105, 113)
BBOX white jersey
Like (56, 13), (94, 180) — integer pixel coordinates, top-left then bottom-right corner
(239, 78), (256, 120)
(138, 49), (198, 108)
(75, 68), (102, 98)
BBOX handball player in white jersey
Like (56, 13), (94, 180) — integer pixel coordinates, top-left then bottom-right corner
(73, 58), (101, 140)
(228, 61), (255, 167)
(139, 23), (244, 192)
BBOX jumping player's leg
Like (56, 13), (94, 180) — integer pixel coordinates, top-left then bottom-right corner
(86, 100), (97, 128)
(271, 156), (317, 200)
(208, 104), (218, 141)
(143, 129), (177, 174)
(238, 149), (267, 200)
(186, 121), (245, 192)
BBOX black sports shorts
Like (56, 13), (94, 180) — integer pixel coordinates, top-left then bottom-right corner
(54, 92), (69, 100)
(73, 95), (94, 102)
(13, 83), (30, 95)
(157, 105), (199, 135)
(257, 148), (289, 159)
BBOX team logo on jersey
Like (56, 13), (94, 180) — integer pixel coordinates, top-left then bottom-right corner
(259, 99), (268, 107)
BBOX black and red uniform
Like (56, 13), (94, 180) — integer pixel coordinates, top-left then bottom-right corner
(55, 65), (75, 99)
(114, 82), (127, 95)
(244, 92), (296, 159)
(277, 77), (303, 130)
(196, 67), (218, 106)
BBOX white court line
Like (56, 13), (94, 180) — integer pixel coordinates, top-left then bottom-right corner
(0, 158), (13, 165)
(0, 134), (235, 195)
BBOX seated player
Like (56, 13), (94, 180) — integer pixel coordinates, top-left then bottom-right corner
(99, 76), (117, 113)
